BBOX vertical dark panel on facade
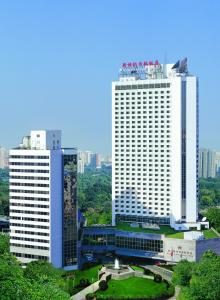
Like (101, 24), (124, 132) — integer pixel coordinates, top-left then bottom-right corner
(63, 153), (77, 267)
(181, 80), (186, 219)
(196, 79), (199, 215)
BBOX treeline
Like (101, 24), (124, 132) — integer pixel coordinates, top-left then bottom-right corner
(199, 177), (220, 208)
(0, 173), (9, 216)
(78, 169), (112, 225)
(205, 207), (220, 232)
(0, 233), (71, 300)
(1, 167), (220, 224)
(172, 251), (220, 299)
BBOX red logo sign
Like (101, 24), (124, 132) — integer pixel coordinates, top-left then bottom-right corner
(122, 60), (159, 69)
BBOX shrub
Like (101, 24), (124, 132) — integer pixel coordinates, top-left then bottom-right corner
(79, 278), (90, 287)
(162, 278), (170, 288)
(144, 268), (154, 276)
(82, 262), (97, 270)
(172, 260), (193, 287)
(86, 293), (96, 300)
(99, 272), (105, 279)
(166, 284), (175, 297)
(154, 274), (162, 283)
(106, 274), (112, 282)
(99, 280), (108, 291)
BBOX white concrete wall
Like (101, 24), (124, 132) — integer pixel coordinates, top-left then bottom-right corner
(9, 149), (51, 264)
(112, 79), (173, 222)
(170, 77), (182, 224)
(186, 77), (198, 222)
(31, 130), (61, 150)
(163, 237), (196, 262)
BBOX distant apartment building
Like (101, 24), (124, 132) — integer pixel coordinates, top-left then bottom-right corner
(78, 150), (106, 170)
(199, 148), (219, 178)
(84, 151), (92, 166)
(0, 147), (9, 168)
(112, 58), (198, 228)
(77, 159), (85, 174)
(9, 130), (78, 270)
(216, 152), (220, 177)
(90, 153), (101, 169)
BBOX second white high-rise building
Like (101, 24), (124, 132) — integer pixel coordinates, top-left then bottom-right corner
(9, 130), (78, 269)
(112, 59), (198, 228)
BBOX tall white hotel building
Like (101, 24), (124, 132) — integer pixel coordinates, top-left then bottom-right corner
(112, 59), (198, 228)
(9, 130), (78, 269)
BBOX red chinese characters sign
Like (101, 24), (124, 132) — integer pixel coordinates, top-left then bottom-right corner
(122, 60), (159, 69)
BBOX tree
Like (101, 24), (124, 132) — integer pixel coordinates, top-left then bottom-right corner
(172, 260), (194, 286)
(173, 252), (220, 300)
(0, 233), (9, 255)
(78, 170), (112, 225)
(24, 260), (63, 284)
(205, 207), (220, 231)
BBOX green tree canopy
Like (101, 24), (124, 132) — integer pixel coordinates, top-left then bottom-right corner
(173, 251), (220, 300)
(172, 260), (194, 286)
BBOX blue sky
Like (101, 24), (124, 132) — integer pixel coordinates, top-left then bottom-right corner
(0, 0), (220, 154)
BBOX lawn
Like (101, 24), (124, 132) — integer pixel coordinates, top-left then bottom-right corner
(96, 277), (170, 299)
(131, 265), (144, 271)
(116, 223), (220, 240)
(67, 265), (100, 287)
(203, 228), (218, 239)
(167, 231), (184, 239)
(116, 222), (184, 238)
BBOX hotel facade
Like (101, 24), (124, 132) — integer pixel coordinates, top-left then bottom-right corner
(112, 59), (198, 229)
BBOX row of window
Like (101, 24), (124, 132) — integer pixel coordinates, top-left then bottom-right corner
(115, 116), (171, 121)
(115, 209), (169, 216)
(82, 234), (163, 252)
(10, 203), (49, 209)
(11, 236), (49, 243)
(10, 169), (49, 173)
(10, 176), (49, 180)
(11, 252), (48, 260)
(116, 90), (170, 94)
(10, 209), (49, 216)
(11, 196), (49, 201)
(10, 223), (49, 230)
(115, 83), (170, 90)
(115, 122), (170, 126)
(10, 243), (49, 250)
(10, 189), (49, 194)
(115, 199), (170, 204)
(115, 205), (170, 211)
(115, 214), (169, 224)
(115, 195), (170, 200)
(115, 189), (170, 193)
(10, 155), (49, 159)
(115, 158), (171, 162)
(10, 216), (49, 222)
(115, 95), (170, 100)
(115, 108), (170, 112)
(115, 155), (170, 160)
(10, 182), (49, 188)
(14, 230), (49, 236)
(10, 162), (49, 166)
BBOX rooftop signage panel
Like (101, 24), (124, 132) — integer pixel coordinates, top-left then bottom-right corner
(119, 60), (163, 80)
(121, 60), (159, 69)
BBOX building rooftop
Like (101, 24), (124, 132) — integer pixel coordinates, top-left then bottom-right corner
(115, 223), (219, 240)
(117, 58), (189, 81)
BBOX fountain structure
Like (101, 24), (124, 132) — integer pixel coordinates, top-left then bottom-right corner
(114, 258), (120, 270)
(99, 258), (134, 280)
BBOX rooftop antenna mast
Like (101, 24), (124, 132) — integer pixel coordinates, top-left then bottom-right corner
(163, 51), (168, 78)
